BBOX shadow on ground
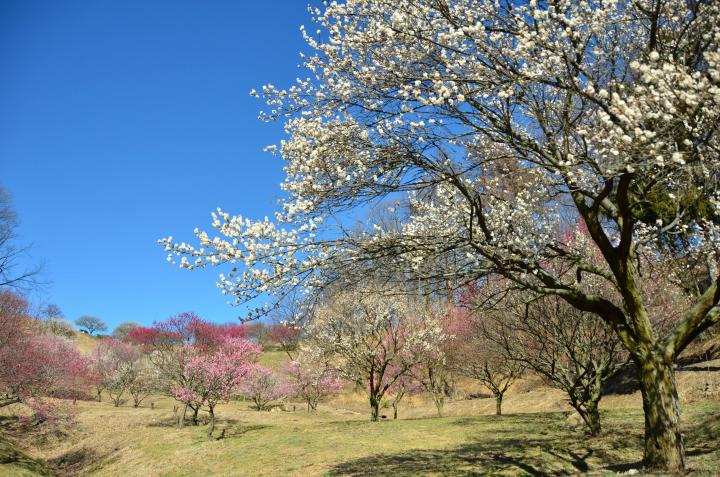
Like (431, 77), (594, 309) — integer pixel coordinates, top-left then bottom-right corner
(0, 434), (52, 476)
(326, 411), (720, 476)
(325, 438), (610, 476)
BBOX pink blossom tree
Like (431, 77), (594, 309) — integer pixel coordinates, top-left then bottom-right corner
(0, 327), (91, 421)
(270, 323), (301, 359)
(174, 337), (260, 438)
(238, 365), (286, 411)
(446, 304), (524, 417)
(127, 312), (247, 426)
(284, 349), (341, 412)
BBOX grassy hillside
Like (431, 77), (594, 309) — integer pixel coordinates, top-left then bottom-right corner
(72, 333), (99, 354)
(1, 365), (719, 476)
(2, 344), (718, 476)
(2, 397), (719, 476)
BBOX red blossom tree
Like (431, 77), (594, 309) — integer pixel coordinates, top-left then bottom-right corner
(0, 296), (91, 423)
(270, 323), (301, 359)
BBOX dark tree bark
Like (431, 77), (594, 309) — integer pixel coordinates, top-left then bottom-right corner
(207, 405), (216, 440)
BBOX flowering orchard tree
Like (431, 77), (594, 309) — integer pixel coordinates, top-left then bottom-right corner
(126, 312), (246, 426)
(269, 322), (302, 359)
(479, 227), (690, 435)
(0, 290), (34, 374)
(128, 359), (161, 408)
(284, 348), (341, 412)
(490, 293), (625, 435)
(162, 0), (720, 470)
(90, 338), (141, 407)
(305, 286), (443, 421)
(0, 331), (90, 409)
(238, 365), (286, 411)
(0, 290), (91, 428)
(413, 305), (456, 417)
(174, 337), (260, 438)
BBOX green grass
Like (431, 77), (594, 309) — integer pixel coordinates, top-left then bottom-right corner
(257, 350), (291, 370)
(2, 396), (719, 476)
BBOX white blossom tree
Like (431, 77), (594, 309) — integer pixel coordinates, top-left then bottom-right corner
(162, 0), (720, 470)
(305, 285), (443, 421)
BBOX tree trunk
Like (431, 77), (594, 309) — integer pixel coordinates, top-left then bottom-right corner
(96, 389), (102, 402)
(191, 405), (200, 425)
(177, 403), (187, 429)
(370, 397), (380, 422)
(392, 401), (398, 419)
(207, 406), (215, 440)
(433, 395), (444, 417)
(495, 393), (503, 416)
(638, 356), (685, 472)
(576, 403), (601, 437)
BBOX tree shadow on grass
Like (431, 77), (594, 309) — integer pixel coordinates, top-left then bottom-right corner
(221, 423), (269, 439)
(327, 423), (643, 476)
(0, 434), (52, 476)
(327, 410), (720, 476)
(46, 446), (116, 477)
(684, 412), (720, 459)
(327, 441), (580, 476)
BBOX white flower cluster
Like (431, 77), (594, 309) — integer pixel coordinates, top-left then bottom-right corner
(161, 0), (719, 315)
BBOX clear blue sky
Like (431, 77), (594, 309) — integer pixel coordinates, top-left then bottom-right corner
(0, 0), (312, 330)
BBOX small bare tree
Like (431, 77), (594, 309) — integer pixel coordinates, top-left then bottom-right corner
(495, 295), (627, 435)
(0, 187), (42, 290)
(447, 306), (524, 416)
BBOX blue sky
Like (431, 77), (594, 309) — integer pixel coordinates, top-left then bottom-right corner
(0, 0), (313, 330)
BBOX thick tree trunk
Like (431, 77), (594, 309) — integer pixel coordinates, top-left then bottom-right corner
(370, 397), (380, 421)
(638, 356), (685, 472)
(392, 402), (398, 420)
(191, 405), (200, 425)
(207, 406), (215, 440)
(576, 403), (601, 437)
(177, 403), (188, 429)
(96, 389), (102, 402)
(495, 393), (503, 416)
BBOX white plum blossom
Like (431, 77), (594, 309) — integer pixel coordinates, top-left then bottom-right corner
(162, 2), (719, 469)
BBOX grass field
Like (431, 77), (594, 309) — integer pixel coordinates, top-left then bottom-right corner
(2, 351), (719, 476)
(2, 396), (719, 476)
